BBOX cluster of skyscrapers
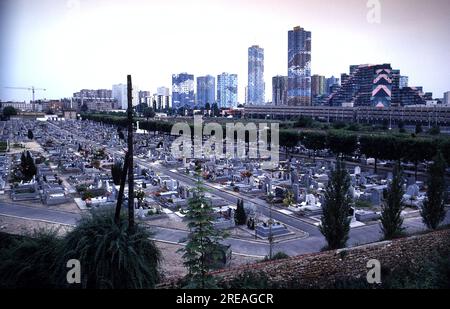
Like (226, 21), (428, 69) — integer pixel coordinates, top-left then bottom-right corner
(69, 25), (439, 112)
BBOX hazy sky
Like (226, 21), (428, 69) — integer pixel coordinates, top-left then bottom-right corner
(1, 0), (449, 103)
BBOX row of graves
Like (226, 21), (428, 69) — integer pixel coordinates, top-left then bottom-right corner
(195, 153), (430, 231)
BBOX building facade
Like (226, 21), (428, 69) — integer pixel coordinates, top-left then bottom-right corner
(247, 45), (265, 105)
(443, 91), (450, 105)
(196, 75), (215, 107)
(311, 75), (326, 97)
(172, 73), (195, 109)
(272, 76), (288, 106)
(217, 73), (238, 108)
(287, 26), (312, 106)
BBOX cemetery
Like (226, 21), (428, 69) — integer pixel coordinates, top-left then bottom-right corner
(0, 117), (440, 249)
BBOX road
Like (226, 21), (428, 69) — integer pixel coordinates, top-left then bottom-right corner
(2, 199), (449, 257)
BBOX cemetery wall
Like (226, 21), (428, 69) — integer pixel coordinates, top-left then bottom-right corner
(211, 228), (450, 288)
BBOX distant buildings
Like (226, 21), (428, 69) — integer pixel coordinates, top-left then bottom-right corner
(328, 64), (430, 108)
(311, 75), (326, 97)
(399, 76), (409, 89)
(247, 45), (265, 105)
(172, 73), (195, 109)
(217, 73), (238, 108)
(112, 84), (127, 109)
(272, 76), (288, 106)
(196, 75), (215, 107)
(325, 76), (340, 94)
(112, 84), (139, 109)
(152, 87), (171, 110)
(287, 26), (312, 106)
(74, 89), (117, 111)
(443, 91), (450, 105)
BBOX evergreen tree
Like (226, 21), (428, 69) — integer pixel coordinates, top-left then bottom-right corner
(380, 164), (405, 240)
(179, 174), (227, 288)
(20, 151), (37, 181)
(234, 199), (247, 225)
(319, 160), (352, 250)
(415, 123), (423, 135)
(27, 129), (34, 140)
(421, 151), (447, 230)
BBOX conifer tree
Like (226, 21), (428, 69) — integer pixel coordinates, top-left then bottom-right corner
(421, 151), (447, 230)
(319, 160), (352, 250)
(234, 199), (247, 225)
(381, 164), (405, 240)
(179, 173), (227, 288)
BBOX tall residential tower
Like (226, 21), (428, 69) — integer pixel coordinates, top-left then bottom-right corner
(287, 26), (312, 106)
(247, 45), (265, 105)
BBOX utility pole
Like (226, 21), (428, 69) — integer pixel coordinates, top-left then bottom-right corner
(268, 192), (274, 260)
(127, 75), (135, 231)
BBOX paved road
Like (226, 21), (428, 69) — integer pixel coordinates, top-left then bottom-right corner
(2, 199), (449, 257)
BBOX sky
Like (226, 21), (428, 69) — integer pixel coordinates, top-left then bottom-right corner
(0, 0), (449, 103)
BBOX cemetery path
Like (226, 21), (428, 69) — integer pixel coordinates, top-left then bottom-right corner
(1, 201), (449, 257)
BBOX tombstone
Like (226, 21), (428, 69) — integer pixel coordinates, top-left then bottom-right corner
(354, 166), (361, 175)
(406, 184), (420, 198)
(360, 175), (367, 186)
(249, 176), (255, 189)
(306, 194), (316, 206)
(292, 183), (300, 203)
(137, 206), (145, 219)
(369, 189), (381, 206)
(291, 169), (299, 186)
(349, 185), (356, 199)
(264, 176), (272, 194)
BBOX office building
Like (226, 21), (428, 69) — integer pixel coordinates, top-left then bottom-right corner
(172, 73), (195, 109)
(287, 26), (312, 106)
(247, 45), (265, 105)
(217, 73), (238, 108)
(272, 76), (288, 106)
(196, 75), (215, 107)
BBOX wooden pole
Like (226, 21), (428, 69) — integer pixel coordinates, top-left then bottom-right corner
(114, 152), (129, 225)
(127, 75), (135, 231)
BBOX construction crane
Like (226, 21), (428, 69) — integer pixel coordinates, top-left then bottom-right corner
(4, 86), (47, 112)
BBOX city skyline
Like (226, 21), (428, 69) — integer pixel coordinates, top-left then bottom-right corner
(0, 0), (449, 103)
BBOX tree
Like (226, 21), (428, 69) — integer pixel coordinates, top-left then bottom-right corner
(80, 103), (89, 112)
(20, 151), (37, 181)
(302, 131), (327, 161)
(359, 135), (386, 174)
(415, 123), (423, 135)
(279, 130), (301, 158)
(111, 160), (124, 186)
(205, 103), (211, 112)
(421, 151), (447, 230)
(380, 164), (405, 240)
(234, 199), (247, 225)
(143, 107), (155, 120)
(428, 125), (441, 135)
(27, 129), (34, 140)
(212, 103), (220, 117)
(319, 160), (352, 250)
(2, 106), (17, 118)
(179, 174), (227, 288)
(327, 132), (357, 159)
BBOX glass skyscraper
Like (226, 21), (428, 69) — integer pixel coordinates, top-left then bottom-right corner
(247, 45), (265, 105)
(288, 26), (311, 106)
(172, 73), (195, 109)
(196, 75), (215, 107)
(217, 73), (238, 108)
